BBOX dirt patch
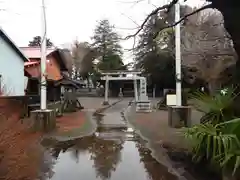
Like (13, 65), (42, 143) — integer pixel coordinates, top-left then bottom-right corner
(0, 98), (43, 180)
(43, 110), (97, 142)
(56, 111), (86, 133)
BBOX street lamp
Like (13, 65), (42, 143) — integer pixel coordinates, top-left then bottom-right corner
(41, 0), (47, 109)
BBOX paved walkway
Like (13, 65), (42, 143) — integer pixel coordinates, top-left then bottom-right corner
(126, 107), (190, 150)
(125, 98), (203, 151)
(78, 97), (120, 111)
(98, 99), (131, 128)
(46, 98), (121, 140)
(125, 98), (203, 149)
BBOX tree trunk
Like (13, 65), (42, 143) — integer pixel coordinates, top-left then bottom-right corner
(207, 81), (218, 95)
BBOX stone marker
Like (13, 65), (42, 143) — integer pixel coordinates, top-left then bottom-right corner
(30, 109), (56, 132)
(168, 106), (192, 128)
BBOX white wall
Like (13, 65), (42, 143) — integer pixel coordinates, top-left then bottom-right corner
(0, 36), (25, 96)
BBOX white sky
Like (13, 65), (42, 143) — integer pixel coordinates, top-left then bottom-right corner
(0, 0), (205, 63)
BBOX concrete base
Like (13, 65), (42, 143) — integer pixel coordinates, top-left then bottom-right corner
(168, 106), (192, 128)
(102, 101), (110, 106)
(30, 109), (56, 132)
(136, 101), (151, 113)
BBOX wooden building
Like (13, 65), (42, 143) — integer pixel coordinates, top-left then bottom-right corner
(23, 48), (71, 103)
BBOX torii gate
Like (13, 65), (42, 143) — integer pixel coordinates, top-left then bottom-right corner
(100, 70), (151, 112)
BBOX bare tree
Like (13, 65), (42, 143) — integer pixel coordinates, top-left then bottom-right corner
(71, 40), (99, 77)
(181, 9), (236, 93)
(71, 40), (100, 91)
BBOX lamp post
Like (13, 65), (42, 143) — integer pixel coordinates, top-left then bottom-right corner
(40, 0), (47, 109)
(175, 1), (182, 106)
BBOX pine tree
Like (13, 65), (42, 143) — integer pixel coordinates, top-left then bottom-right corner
(134, 13), (176, 88)
(28, 36), (54, 47)
(92, 19), (124, 70)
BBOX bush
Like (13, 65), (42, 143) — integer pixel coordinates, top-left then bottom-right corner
(184, 119), (240, 176)
(184, 88), (240, 179)
(189, 88), (237, 124)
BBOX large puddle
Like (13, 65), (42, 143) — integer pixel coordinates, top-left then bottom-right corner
(42, 101), (178, 180)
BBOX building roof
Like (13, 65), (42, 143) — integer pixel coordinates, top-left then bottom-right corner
(24, 61), (40, 67)
(100, 70), (142, 75)
(21, 47), (69, 71)
(55, 73), (80, 89)
(20, 47), (55, 59)
(48, 49), (68, 71)
(0, 28), (29, 62)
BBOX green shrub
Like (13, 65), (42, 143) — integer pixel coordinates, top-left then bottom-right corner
(184, 118), (240, 175)
(190, 88), (237, 124)
(185, 88), (240, 177)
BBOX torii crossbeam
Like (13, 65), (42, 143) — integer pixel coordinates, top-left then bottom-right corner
(100, 70), (151, 112)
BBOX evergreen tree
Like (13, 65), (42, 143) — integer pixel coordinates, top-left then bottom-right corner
(92, 19), (125, 70)
(135, 13), (175, 89)
(134, 6), (191, 89)
(28, 36), (54, 47)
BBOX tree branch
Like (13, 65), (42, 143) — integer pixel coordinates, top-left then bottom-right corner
(125, 3), (212, 40)
(125, 0), (180, 39)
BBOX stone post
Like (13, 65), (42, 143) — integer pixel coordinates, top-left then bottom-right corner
(103, 75), (109, 105)
(134, 75), (138, 102)
(168, 106), (192, 128)
(30, 109), (56, 132)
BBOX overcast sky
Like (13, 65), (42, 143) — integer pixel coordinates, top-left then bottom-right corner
(0, 0), (205, 63)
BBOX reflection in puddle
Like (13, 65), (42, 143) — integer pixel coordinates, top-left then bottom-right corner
(95, 132), (100, 137)
(127, 127), (134, 132)
(43, 114), (177, 180)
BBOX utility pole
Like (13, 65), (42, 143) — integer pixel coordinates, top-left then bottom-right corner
(175, 1), (182, 106)
(30, 0), (56, 132)
(41, 0), (47, 109)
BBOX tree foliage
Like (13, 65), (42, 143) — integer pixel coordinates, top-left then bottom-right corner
(182, 9), (236, 93)
(28, 36), (54, 47)
(134, 9), (185, 88)
(92, 19), (125, 71)
(128, 0), (240, 82)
